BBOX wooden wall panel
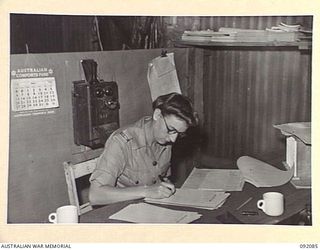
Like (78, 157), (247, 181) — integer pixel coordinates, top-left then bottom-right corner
(8, 48), (190, 223)
(202, 48), (311, 161)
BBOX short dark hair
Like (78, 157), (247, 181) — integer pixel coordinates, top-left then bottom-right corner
(152, 92), (198, 127)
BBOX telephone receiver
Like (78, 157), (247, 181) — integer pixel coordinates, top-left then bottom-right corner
(81, 59), (98, 84)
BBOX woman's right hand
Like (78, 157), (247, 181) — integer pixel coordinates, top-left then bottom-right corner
(144, 182), (175, 199)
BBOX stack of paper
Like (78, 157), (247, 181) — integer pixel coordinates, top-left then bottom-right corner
(145, 188), (230, 210)
(181, 27), (300, 43)
(182, 168), (245, 191)
(218, 27), (298, 42)
(109, 203), (201, 223)
(267, 22), (301, 32)
(181, 30), (236, 42)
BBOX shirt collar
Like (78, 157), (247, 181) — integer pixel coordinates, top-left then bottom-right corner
(132, 116), (168, 150)
(130, 116), (152, 149)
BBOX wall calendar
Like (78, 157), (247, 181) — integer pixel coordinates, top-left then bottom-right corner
(11, 77), (59, 112)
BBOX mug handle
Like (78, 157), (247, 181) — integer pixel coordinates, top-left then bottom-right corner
(257, 200), (265, 212)
(48, 212), (57, 223)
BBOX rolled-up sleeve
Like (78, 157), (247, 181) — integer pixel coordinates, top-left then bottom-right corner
(89, 136), (126, 187)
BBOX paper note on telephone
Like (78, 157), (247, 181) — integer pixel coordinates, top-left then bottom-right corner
(147, 53), (181, 101)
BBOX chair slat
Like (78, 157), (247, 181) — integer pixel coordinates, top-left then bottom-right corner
(63, 158), (98, 215)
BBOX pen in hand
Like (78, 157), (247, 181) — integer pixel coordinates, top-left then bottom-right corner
(158, 175), (175, 194)
(158, 174), (167, 182)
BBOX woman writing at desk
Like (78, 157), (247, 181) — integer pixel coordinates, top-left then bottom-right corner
(89, 92), (198, 205)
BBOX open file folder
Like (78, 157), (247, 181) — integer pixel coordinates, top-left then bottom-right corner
(182, 168), (245, 191)
(145, 188), (230, 210)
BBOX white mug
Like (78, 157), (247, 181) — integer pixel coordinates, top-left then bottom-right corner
(48, 205), (78, 224)
(257, 192), (284, 216)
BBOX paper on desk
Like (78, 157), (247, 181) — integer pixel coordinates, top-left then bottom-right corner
(237, 156), (294, 187)
(145, 188), (230, 210)
(109, 203), (201, 223)
(147, 53), (181, 101)
(182, 168), (245, 191)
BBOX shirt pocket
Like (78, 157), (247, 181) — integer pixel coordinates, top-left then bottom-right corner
(119, 166), (141, 186)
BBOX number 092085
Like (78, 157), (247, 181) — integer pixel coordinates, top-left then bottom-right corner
(300, 244), (318, 248)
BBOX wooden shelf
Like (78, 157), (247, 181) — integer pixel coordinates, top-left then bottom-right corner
(175, 40), (312, 50)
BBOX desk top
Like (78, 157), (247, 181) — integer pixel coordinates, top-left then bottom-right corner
(80, 182), (311, 224)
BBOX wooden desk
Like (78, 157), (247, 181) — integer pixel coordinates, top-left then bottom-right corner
(80, 182), (311, 224)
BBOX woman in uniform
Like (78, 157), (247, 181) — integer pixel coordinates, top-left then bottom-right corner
(89, 92), (198, 205)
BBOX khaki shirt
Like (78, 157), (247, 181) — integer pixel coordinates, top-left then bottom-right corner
(89, 116), (172, 187)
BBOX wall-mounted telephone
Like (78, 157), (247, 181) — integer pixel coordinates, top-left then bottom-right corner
(72, 59), (120, 149)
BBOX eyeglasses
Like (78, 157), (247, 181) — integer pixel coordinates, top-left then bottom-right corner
(162, 115), (187, 138)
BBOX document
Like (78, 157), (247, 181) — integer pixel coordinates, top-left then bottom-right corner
(182, 168), (245, 191)
(184, 157), (294, 189)
(109, 203), (201, 224)
(145, 188), (230, 210)
(147, 53), (181, 101)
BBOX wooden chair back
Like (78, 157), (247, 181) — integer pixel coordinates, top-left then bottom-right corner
(63, 158), (98, 215)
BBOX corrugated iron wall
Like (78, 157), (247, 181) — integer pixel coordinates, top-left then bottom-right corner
(202, 48), (311, 160)
(61, 16), (98, 52)
(173, 15), (313, 31)
(11, 15), (313, 54)
(172, 16), (313, 162)
(201, 16), (312, 30)
(10, 14), (98, 54)
(10, 14), (63, 54)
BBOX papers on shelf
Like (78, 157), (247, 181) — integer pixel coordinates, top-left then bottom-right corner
(145, 188), (230, 210)
(180, 26), (302, 43)
(109, 203), (201, 223)
(182, 168), (245, 191)
(267, 22), (301, 32)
